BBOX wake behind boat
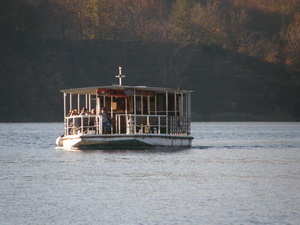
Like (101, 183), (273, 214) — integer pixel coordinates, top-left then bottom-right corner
(56, 67), (193, 149)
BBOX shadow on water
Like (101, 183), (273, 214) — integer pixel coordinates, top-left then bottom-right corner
(191, 145), (265, 150)
(56, 145), (265, 152)
(55, 146), (192, 154)
(191, 145), (212, 150)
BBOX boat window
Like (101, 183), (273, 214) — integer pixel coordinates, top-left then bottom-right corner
(127, 96), (134, 113)
(157, 94), (165, 113)
(136, 96), (141, 113)
(143, 97), (148, 114)
(115, 97), (126, 112)
(149, 97), (155, 114)
(168, 94), (174, 111)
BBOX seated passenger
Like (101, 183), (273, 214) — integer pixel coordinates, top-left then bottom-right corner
(80, 107), (89, 115)
(72, 109), (79, 116)
(91, 109), (96, 115)
(89, 109), (96, 130)
(79, 107), (89, 132)
(67, 109), (72, 117)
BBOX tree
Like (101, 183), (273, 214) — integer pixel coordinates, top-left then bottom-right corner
(284, 13), (300, 70)
(171, 0), (194, 29)
(189, 0), (226, 46)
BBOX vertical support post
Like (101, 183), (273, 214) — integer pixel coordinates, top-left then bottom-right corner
(189, 93), (192, 118)
(181, 92), (184, 117)
(69, 94), (72, 111)
(78, 94), (80, 111)
(81, 115), (83, 134)
(174, 91), (177, 117)
(188, 92), (192, 134)
(88, 94), (91, 111)
(85, 94), (88, 109)
(134, 89), (137, 134)
(165, 91), (168, 134)
(155, 93), (157, 115)
(158, 116), (161, 134)
(63, 93), (67, 117)
(175, 92), (178, 134)
(165, 91), (168, 116)
(96, 96), (100, 114)
(64, 93), (67, 135)
(185, 93), (188, 119)
(147, 96), (150, 115)
(141, 95), (143, 115)
(147, 96), (150, 131)
(125, 97), (128, 115)
(110, 95), (113, 117)
(111, 95), (113, 134)
(117, 115), (120, 134)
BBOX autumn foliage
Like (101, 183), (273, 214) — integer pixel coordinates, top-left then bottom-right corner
(1, 0), (299, 70)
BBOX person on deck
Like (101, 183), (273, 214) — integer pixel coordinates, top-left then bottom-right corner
(91, 109), (96, 115)
(100, 107), (111, 134)
(89, 109), (96, 130)
(72, 109), (79, 116)
(80, 107), (89, 115)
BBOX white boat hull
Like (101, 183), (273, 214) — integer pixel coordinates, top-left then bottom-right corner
(60, 134), (193, 149)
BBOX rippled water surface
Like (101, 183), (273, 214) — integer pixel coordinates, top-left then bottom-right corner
(0, 122), (299, 225)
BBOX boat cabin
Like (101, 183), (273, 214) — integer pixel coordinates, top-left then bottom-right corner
(61, 85), (192, 137)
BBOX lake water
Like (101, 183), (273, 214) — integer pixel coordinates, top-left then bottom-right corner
(0, 122), (299, 225)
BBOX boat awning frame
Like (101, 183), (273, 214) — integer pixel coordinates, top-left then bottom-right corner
(60, 85), (193, 95)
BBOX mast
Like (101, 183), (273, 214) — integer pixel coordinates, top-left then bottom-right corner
(115, 66), (126, 86)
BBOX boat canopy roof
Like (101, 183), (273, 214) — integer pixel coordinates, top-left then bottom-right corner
(60, 85), (193, 95)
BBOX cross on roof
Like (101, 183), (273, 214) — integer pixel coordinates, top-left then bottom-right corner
(115, 66), (126, 86)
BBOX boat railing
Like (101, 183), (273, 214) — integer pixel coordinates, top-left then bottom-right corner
(64, 115), (102, 136)
(64, 114), (191, 136)
(168, 116), (191, 135)
(115, 114), (191, 135)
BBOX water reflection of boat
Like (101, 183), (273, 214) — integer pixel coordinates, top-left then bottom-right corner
(56, 67), (193, 149)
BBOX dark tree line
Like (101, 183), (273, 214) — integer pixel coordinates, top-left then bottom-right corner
(1, 0), (300, 121)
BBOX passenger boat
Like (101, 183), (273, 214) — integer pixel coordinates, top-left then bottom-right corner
(56, 67), (193, 149)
